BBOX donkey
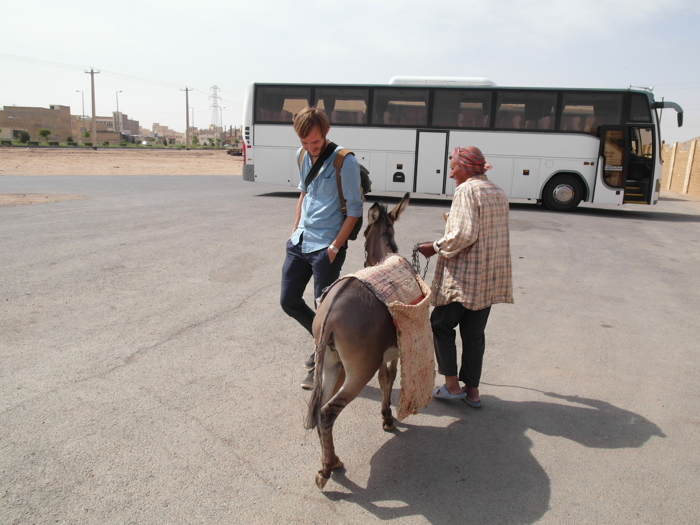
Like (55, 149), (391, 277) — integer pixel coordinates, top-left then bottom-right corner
(305, 193), (410, 489)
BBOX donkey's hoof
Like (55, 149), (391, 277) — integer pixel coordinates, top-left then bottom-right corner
(382, 419), (396, 431)
(315, 473), (329, 490)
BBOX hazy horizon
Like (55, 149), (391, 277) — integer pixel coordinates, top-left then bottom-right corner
(2, 0), (699, 143)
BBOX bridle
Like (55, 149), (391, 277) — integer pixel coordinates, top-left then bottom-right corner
(363, 221), (377, 266)
(411, 244), (431, 279)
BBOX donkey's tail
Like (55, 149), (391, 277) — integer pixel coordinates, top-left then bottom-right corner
(304, 335), (327, 430)
(304, 278), (353, 430)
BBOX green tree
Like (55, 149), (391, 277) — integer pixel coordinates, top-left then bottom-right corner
(191, 136), (199, 146)
(38, 128), (51, 141)
(83, 131), (90, 138)
(163, 138), (168, 146)
(19, 131), (30, 143)
(207, 138), (214, 146)
(66, 136), (73, 143)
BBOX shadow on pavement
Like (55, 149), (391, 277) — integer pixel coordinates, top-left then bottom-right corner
(322, 387), (664, 524)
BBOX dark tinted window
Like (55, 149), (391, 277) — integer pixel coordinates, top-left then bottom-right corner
(315, 88), (369, 125)
(495, 91), (556, 130)
(372, 88), (429, 126)
(433, 90), (492, 128)
(255, 86), (311, 123)
(629, 93), (652, 123)
(561, 92), (623, 134)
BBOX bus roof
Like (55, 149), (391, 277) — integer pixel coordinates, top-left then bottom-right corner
(389, 76), (497, 87)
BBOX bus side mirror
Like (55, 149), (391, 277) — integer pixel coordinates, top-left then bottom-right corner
(678, 112), (683, 127)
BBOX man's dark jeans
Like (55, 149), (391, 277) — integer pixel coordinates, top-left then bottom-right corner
(280, 238), (347, 336)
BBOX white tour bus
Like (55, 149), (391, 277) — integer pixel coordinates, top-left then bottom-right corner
(241, 77), (683, 211)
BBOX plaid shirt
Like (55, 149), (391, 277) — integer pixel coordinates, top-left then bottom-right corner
(431, 175), (513, 310)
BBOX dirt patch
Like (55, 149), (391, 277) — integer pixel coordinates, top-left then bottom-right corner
(0, 147), (243, 176)
(0, 193), (86, 207)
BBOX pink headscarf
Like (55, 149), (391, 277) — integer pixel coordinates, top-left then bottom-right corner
(451, 147), (492, 176)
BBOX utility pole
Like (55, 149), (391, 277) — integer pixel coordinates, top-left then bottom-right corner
(181, 87), (192, 150)
(85, 67), (100, 150)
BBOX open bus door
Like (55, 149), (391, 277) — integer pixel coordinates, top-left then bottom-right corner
(594, 126), (655, 206)
(624, 126), (655, 204)
(593, 126), (628, 205)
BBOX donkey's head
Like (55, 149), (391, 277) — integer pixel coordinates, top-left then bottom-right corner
(363, 192), (410, 267)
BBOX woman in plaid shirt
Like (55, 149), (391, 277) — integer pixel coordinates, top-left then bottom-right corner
(418, 146), (513, 407)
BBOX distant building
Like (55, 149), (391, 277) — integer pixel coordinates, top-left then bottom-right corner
(113, 112), (139, 136)
(152, 123), (185, 145)
(70, 115), (90, 142)
(0, 105), (72, 142)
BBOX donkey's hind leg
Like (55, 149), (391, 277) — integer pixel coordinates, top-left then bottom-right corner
(316, 366), (378, 489)
(378, 358), (398, 431)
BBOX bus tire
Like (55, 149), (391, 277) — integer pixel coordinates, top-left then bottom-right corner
(542, 174), (583, 212)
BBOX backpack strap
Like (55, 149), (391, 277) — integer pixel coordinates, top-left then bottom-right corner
(298, 143), (337, 190)
(333, 149), (353, 215)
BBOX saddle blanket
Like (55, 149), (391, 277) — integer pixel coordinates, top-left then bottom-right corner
(346, 254), (435, 420)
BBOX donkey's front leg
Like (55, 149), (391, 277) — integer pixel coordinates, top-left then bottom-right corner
(378, 358), (398, 431)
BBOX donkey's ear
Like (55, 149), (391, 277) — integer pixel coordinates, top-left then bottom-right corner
(388, 193), (410, 221)
(367, 202), (382, 225)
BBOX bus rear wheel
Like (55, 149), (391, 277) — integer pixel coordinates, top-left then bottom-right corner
(542, 174), (583, 212)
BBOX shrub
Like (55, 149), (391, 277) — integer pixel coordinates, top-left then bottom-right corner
(28, 141), (40, 146)
(48, 141), (59, 146)
(38, 128), (51, 141)
(1, 140), (12, 146)
(102, 141), (110, 146)
(19, 131), (30, 143)
(67, 142), (77, 146)
(66, 136), (73, 143)
(84, 142), (93, 147)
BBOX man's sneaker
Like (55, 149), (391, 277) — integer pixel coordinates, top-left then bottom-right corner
(301, 368), (315, 390)
(304, 353), (315, 369)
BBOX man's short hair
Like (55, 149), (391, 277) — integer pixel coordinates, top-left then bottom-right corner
(293, 107), (330, 139)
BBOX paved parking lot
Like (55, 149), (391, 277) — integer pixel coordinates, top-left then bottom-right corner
(1, 175), (699, 524)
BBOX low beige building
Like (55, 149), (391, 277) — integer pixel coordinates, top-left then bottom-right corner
(0, 105), (72, 142)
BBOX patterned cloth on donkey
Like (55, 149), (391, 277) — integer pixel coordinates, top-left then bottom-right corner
(342, 254), (435, 420)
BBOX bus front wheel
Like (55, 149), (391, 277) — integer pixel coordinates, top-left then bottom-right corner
(542, 175), (583, 212)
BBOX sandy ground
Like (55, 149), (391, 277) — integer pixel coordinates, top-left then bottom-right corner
(0, 147), (243, 206)
(0, 147), (242, 176)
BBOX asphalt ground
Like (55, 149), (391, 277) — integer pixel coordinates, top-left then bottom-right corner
(1, 176), (699, 524)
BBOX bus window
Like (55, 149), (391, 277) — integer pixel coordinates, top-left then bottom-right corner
(432, 89), (492, 128)
(372, 88), (429, 126)
(255, 86), (311, 123)
(629, 93), (652, 123)
(495, 91), (556, 130)
(628, 127), (653, 180)
(315, 88), (369, 125)
(561, 92), (623, 134)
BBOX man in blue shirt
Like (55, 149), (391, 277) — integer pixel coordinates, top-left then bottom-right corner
(280, 107), (363, 389)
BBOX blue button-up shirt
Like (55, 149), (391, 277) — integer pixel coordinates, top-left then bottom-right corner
(291, 145), (363, 253)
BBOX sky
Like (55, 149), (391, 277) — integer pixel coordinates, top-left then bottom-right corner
(2, 0), (699, 144)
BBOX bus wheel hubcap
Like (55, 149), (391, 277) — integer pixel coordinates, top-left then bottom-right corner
(553, 184), (574, 204)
